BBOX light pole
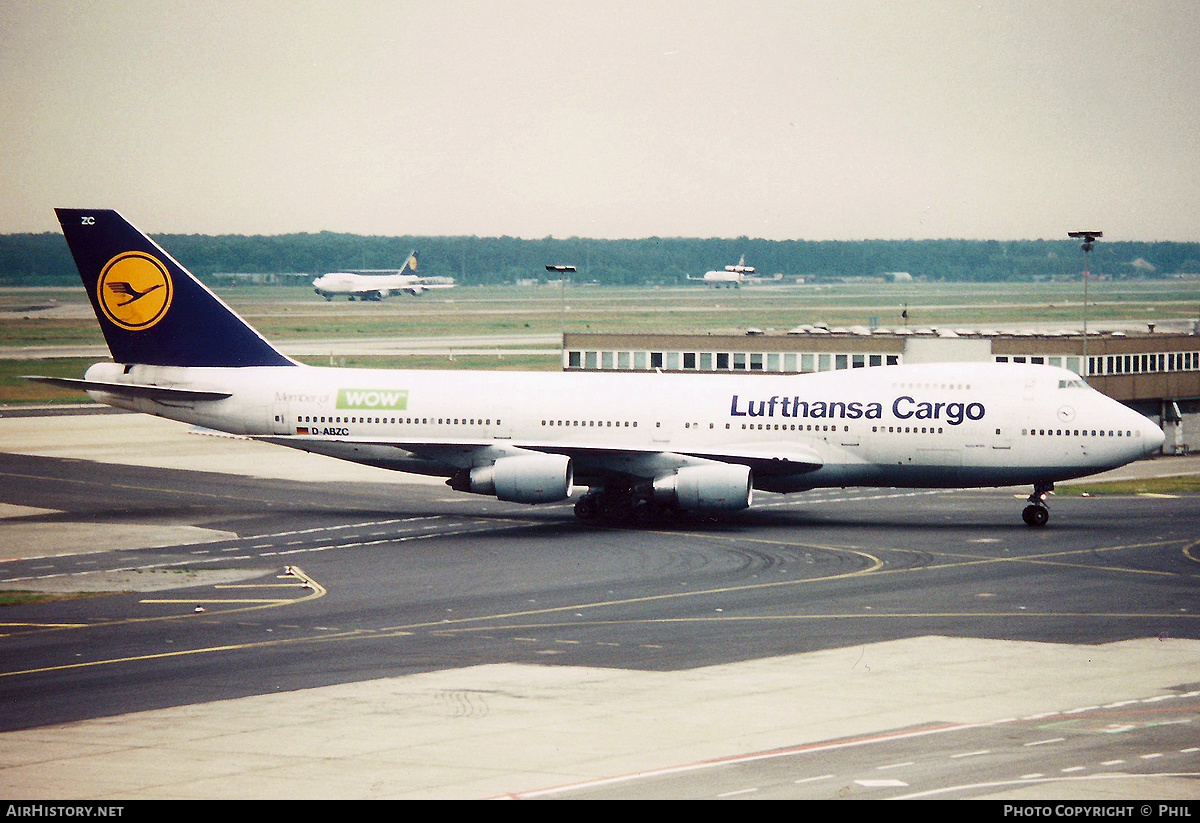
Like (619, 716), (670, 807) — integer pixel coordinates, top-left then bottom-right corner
(546, 264), (576, 338)
(1068, 231), (1102, 377)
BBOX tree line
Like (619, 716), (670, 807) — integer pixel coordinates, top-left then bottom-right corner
(2, 231), (1197, 287)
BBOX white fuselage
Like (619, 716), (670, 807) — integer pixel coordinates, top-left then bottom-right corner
(312, 271), (451, 299)
(80, 360), (1163, 494)
(695, 270), (745, 287)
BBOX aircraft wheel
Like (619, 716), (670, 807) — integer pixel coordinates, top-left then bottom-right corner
(1022, 504), (1049, 527)
(574, 496), (598, 521)
(597, 492), (633, 523)
(631, 500), (659, 527)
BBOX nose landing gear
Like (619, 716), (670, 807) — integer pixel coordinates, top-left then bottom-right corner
(1022, 482), (1053, 527)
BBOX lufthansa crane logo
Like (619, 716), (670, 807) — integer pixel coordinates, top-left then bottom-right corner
(97, 252), (173, 331)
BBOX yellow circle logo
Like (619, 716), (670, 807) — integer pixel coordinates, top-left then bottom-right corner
(97, 252), (173, 331)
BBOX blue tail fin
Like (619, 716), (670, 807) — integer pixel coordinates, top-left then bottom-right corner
(55, 209), (295, 367)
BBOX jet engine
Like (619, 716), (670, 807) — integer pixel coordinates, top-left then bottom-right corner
(452, 454), (573, 504)
(652, 464), (752, 512)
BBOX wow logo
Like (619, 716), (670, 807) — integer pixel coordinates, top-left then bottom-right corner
(336, 388), (409, 410)
(97, 251), (173, 331)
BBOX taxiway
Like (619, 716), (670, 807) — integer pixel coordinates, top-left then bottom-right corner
(1, 409), (1197, 799)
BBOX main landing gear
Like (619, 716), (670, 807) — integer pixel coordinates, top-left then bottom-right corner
(573, 487), (678, 527)
(1022, 482), (1053, 527)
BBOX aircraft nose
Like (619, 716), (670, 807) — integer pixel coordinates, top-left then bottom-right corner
(1143, 417), (1166, 456)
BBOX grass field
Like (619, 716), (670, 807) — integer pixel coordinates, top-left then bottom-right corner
(1057, 475), (1200, 495)
(3, 279), (1198, 405)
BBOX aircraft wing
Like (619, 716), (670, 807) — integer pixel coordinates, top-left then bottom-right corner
(24, 375), (233, 403)
(675, 442), (823, 476)
(401, 279), (455, 296)
(384, 438), (821, 475)
(258, 434), (822, 485)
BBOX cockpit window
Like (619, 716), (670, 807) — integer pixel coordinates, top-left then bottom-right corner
(1058, 378), (1086, 389)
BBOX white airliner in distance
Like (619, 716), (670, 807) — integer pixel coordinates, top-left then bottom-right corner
(687, 256), (768, 288)
(35, 210), (1164, 528)
(312, 252), (455, 300)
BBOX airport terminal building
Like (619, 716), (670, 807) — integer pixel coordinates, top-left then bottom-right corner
(562, 327), (1200, 455)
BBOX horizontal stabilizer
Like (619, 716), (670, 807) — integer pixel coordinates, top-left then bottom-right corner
(24, 375), (232, 402)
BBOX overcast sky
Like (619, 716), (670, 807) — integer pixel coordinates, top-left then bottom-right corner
(2, 1), (1198, 241)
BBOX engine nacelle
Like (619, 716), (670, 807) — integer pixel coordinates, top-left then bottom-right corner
(652, 464), (753, 512)
(462, 454), (573, 504)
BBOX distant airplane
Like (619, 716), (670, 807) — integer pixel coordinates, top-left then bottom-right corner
(312, 252), (455, 300)
(34, 209), (1166, 528)
(687, 256), (761, 288)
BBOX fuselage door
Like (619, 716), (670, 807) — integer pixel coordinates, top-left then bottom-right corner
(492, 400), (514, 440)
(270, 401), (291, 435)
(992, 424), (1013, 450)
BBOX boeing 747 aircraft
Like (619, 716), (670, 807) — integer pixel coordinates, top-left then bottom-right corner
(312, 253), (455, 300)
(34, 210), (1164, 527)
